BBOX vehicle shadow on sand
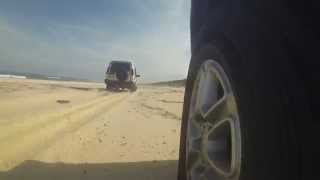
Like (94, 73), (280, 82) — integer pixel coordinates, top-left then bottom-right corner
(0, 160), (177, 180)
(97, 88), (129, 93)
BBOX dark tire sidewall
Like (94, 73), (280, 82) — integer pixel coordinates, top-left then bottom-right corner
(178, 41), (301, 180)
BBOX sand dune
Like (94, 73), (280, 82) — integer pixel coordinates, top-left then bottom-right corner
(0, 78), (184, 180)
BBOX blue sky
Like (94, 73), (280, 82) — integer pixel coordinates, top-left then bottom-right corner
(0, 0), (190, 82)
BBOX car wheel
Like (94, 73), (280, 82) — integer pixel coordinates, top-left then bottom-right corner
(178, 43), (308, 180)
(130, 84), (137, 92)
(106, 84), (113, 91)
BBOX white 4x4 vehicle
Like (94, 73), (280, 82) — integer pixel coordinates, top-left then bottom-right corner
(104, 61), (139, 91)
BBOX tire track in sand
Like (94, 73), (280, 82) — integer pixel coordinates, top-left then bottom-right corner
(0, 92), (129, 171)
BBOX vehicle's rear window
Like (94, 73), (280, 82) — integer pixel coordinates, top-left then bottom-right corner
(109, 63), (131, 73)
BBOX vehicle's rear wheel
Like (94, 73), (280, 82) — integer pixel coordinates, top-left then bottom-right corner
(130, 84), (137, 92)
(106, 84), (113, 91)
(178, 44), (308, 180)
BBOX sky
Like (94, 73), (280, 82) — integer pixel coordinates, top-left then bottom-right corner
(0, 0), (190, 82)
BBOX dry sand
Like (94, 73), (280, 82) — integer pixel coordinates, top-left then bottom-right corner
(0, 78), (184, 180)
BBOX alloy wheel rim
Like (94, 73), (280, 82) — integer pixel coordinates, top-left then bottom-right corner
(186, 60), (241, 180)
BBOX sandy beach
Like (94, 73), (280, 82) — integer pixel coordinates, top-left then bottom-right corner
(0, 78), (184, 180)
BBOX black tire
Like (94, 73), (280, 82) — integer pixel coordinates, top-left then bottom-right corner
(106, 84), (113, 91)
(178, 40), (310, 180)
(129, 84), (137, 92)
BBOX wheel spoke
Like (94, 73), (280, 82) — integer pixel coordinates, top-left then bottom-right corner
(187, 150), (202, 170)
(202, 167), (227, 180)
(186, 118), (203, 171)
(206, 119), (233, 177)
(189, 69), (206, 125)
(188, 110), (205, 140)
(197, 65), (223, 117)
(203, 94), (231, 126)
(188, 158), (207, 180)
(188, 136), (202, 154)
